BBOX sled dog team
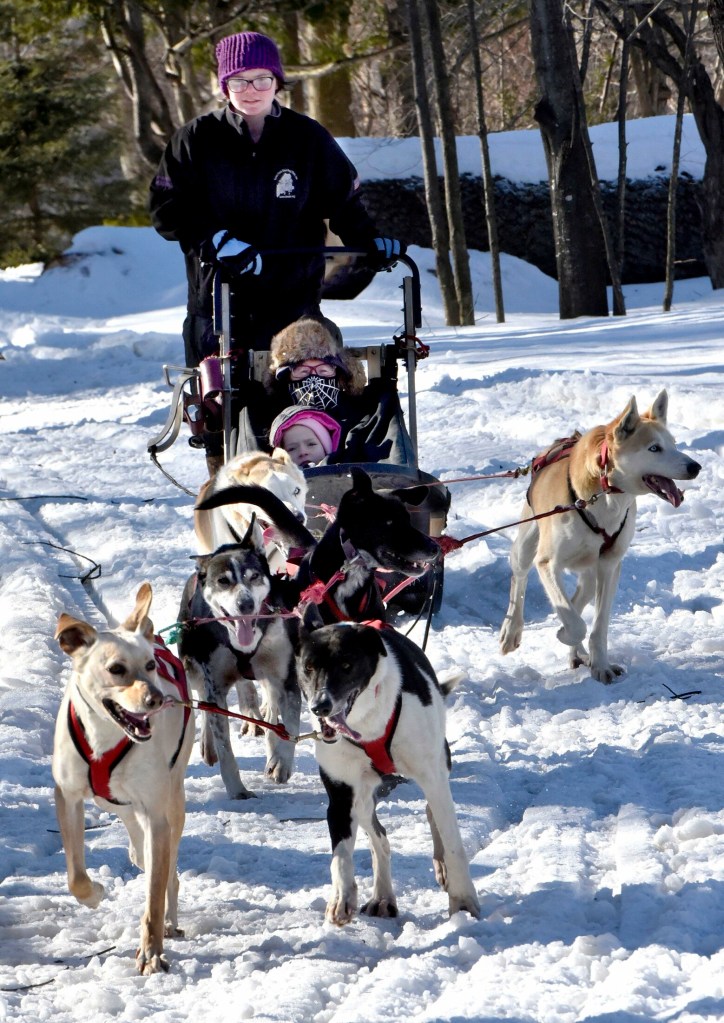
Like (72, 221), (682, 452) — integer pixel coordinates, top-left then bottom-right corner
(52, 390), (700, 973)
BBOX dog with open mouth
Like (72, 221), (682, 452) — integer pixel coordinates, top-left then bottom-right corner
(178, 518), (300, 799)
(52, 583), (194, 975)
(499, 389), (702, 682)
(195, 466), (440, 624)
(297, 610), (480, 925)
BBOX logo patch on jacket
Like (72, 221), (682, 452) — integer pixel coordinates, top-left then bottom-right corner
(275, 169), (297, 199)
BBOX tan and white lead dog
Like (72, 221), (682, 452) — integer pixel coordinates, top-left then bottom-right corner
(52, 583), (193, 974)
(195, 449), (307, 574)
(499, 390), (701, 682)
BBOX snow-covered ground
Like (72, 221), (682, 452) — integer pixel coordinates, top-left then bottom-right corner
(1, 116), (722, 1022)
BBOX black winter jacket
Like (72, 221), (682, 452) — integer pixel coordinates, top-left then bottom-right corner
(150, 102), (378, 354)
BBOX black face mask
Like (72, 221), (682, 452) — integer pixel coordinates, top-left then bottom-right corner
(289, 375), (341, 410)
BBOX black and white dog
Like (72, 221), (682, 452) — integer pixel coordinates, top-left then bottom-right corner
(195, 467), (440, 623)
(297, 612), (480, 924)
(178, 521), (299, 800)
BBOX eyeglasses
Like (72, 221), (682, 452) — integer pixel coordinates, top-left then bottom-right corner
(227, 75), (275, 94)
(289, 360), (338, 381)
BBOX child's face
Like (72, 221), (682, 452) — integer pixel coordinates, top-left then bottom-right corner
(282, 424), (326, 467)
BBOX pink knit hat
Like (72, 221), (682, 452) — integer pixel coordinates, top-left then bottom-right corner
(216, 32), (284, 94)
(271, 408), (341, 456)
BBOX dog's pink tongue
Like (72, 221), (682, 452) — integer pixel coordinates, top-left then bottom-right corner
(645, 474), (684, 508)
(235, 616), (255, 647)
(329, 714), (361, 741)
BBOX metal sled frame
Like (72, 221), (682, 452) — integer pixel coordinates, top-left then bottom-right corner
(147, 248), (423, 464)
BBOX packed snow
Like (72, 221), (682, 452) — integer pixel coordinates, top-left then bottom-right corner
(0, 117), (722, 1022)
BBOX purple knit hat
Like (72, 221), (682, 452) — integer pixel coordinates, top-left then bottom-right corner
(216, 32), (284, 94)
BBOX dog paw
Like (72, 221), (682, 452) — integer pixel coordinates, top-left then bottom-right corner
(239, 721), (264, 738)
(448, 892), (481, 919)
(265, 755), (293, 784)
(228, 786), (257, 800)
(591, 662), (625, 684)
(569, 648), (590, 670)
(361, 897), (398, 918)
(326, 889), (357, 926)
(499, 620), (522, 654)
(74, 879), (106, 908)
(164, 924), (184, 938)
(557, 619), (586, 647)
(136, 949), (170, 975)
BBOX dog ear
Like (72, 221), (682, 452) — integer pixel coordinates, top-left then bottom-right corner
(388, 483), (428, 507)
(614, 396), (640, 440)
(349, 467), (373, 496)
(123, 582), (154, 640)
(301, 601), (325, 633)
(365, 624), (388, 658)
(239, 511), (257, 549)
(55, 614), (97, 656)
(645, 389), (668, 424)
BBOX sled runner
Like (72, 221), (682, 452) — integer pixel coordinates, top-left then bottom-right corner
(147, 250), (449, 612)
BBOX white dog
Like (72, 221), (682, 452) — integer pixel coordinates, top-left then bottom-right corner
(195, 449), (307, 574)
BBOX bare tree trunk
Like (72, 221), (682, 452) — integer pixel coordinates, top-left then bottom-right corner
(297, 13), (355, 135)
(664, 0), (698, 312)
(615, 5), (632, 277)
(100, 0), (176, 168)
(467, 0), (504, 322)
(419, 0), (474, 325)
(529, 0), (609, 318)
(598, 0), (724, 288)
(407, 0), (459, 323)
(564, 6), (625, 315)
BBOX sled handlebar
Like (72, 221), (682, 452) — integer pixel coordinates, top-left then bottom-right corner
(211, 247), (422, 331)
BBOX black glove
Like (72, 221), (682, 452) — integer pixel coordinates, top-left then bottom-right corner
(368, 237), (406, 270)
(211, 231), (262, 275)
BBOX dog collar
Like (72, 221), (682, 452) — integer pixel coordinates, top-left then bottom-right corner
(567, 473), (629, 554)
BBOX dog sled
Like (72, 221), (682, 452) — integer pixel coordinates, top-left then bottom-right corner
(147, 249), (449, 613)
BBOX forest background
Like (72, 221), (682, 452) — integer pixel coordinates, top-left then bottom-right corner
(3, 0), (724, 321)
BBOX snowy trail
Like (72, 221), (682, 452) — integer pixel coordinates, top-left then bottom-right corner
(1, 234), (723, 1021)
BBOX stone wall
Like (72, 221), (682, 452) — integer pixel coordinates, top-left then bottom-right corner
(360, 174), (706, 283)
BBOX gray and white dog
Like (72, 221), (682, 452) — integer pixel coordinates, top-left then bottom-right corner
(178, 520), (300, 799)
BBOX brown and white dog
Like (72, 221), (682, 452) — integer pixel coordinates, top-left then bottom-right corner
(195, 448), (307, 573)
(499, 390), (701, 682)
(52, 584), (193, 974)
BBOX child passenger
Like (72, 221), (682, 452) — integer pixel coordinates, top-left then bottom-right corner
(270, 407), (341, 468)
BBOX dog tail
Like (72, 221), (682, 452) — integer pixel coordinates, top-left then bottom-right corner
(195, 483), (316, 552)
(438, 668), (466, 698)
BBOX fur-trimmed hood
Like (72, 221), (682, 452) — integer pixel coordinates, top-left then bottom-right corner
(264, 317), (366, 396)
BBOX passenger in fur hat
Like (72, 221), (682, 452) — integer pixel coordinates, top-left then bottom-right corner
(264, 317), (367, 410)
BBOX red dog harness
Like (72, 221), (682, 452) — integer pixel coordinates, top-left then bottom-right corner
(350, 694), (403, 776)
(344, 619), (403, 777)
(68, 637), (190, 804)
